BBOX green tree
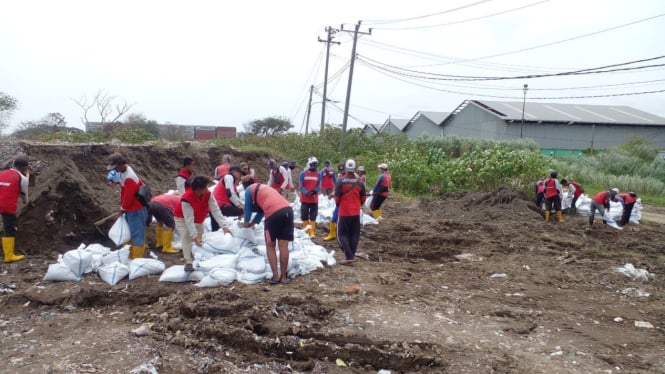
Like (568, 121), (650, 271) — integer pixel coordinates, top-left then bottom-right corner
(244, 116), (292, 136)
(12, 113), (78, 139)
(0, 92), (19, 133)
(124, 112), (160, 138)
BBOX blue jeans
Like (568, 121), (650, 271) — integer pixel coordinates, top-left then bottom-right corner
(125, 208), (147, 246)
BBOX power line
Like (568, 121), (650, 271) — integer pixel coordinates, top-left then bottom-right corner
(435, 11), (665, 65)
(374, 0), (549, 31)
(358, 58), (665, 100)
(291, 46), (325, 124)
(358, 54), (665, 81)
(363, 0), (492, 25)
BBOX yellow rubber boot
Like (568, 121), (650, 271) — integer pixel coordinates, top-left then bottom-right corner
(162, 230), (178, 253)
(129, 245), (145, 259)
(372, 209), (382, 219)
(557, 211), (563, 222)
(323, 222), (336, 241)
(309, 221), (316, 239)
(302, 220), (310, 232)
(155, 226), (164, 248)
(2, 237), (25, 263)
(544, 211), (550, 222)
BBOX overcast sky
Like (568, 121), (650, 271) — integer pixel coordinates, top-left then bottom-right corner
(1, 0), (664, 133)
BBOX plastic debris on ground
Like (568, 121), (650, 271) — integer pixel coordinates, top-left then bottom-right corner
(614, 263), (652, 282)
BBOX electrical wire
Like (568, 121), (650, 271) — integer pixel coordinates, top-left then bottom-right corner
(358, 54), (665, 81)
(291, 46), (325, 129)
(363, 0), (492, 25)
(358, 58), (665, 100)
(374, 0), (549, 31)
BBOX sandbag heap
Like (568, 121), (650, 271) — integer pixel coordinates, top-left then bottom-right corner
(43, 243), (165, 286)
(161, 222), (337, 287)
(563, 194), (642, 224)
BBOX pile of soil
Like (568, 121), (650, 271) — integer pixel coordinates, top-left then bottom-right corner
(0, 141), (664, 373)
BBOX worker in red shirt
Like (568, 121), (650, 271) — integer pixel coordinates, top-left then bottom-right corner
(213, 154), (232, 181)
(370, 163), (391, 219)
(211, 165), (245, 231)
(174, 176), (226, 272)
(241, 176), (294, 285)
(175, 157), (195, 193)
(266, 159), (289, 195)
(334, 159), (367, 265)
(542, 171), (563, 222)
(319, 160), (336, 196)
(0, 157), (30, 263)
(107, 153), (149, 259)
(561, 179), (584, 216)
(149, 193), (181, 254)
(589, 188), (619, 227)
(240, 162), (259, 183)
(534, 178), (545, 208)
(299, 157), (321, 239)
(356, 165), (366, 186)
(616, 192), (638, 226)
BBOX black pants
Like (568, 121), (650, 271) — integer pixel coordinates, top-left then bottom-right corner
(620, 203), (635, 226)
(535, 192), (544, 208)
(300, 202), (318, 222)
(210, 205), (244, 232)
(370, 194), (387, 211)
(1, 213), (17, 237)
(337, 215), (361, 261)
(570, 195), (580, 214)
(545, 195), (561, 212)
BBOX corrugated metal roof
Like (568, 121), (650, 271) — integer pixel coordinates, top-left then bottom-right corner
(418, 111), (450, 125)
(472, 100), (665, 126)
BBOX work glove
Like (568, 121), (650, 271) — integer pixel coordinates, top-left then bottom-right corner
(107, 170), (120, 183)
(308, 190), (317, 196)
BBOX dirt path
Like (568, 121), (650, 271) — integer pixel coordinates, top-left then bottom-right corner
(641, 206), (665, 225)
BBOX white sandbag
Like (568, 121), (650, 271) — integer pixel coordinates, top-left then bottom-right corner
(159, 265), (204, 282)
(364, 195), (373, 209)
(192, 245), (217, 261)
(197, 253), (239, 273)
(128, 258), (166, 280)
(230, 222), (258, 244)
(43, 263), (79, 282)
(236, 253), (266, 274)
(237, 270), (268, 284)
(196, 268), (237, 287)
(614, 263), (651, 282)
(98, 263), (130, 286)
(84, 243), (111, 255)
(202, 231), (238, 253)
(108, 215), (131, 246)
(87, 253), (103, 274)
(101, 245), (130, 266)
(62, 249), (94, 278)
(326, 250), (337, 266)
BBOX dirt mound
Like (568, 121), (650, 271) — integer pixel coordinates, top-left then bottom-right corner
(1, 141), (274, 253)
(1, 142), (664, 373)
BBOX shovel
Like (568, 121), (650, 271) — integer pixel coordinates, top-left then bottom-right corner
(94, 212), (121, 236)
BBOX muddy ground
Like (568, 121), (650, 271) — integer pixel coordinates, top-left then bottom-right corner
(0, 141), (664, 374)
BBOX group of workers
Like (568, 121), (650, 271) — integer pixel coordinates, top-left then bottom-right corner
(103, 153), (391, 283)
(535, 171), (638, 227)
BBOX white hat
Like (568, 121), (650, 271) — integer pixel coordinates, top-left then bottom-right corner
(378, 163), (388, 170)
(345, 159), (356, 172)
(610, 188), (619, 194)
(307, 156), (318, 168)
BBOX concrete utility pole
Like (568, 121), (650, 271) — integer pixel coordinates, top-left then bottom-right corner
(339, 21), (371, 153)
(318, 26), (340, 133)
(305, 85), (314, 135)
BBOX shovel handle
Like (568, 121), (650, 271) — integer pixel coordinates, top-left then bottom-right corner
(94, 212), (121, 226)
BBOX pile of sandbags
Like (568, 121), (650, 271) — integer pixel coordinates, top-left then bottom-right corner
(43, 243), (165, 286)
(160, 223), (337, 287)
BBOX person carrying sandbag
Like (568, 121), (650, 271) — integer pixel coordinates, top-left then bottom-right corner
(174, 176), (226, 272)
(0, 157), (31, 263)
(240, 175), (294, 285)
(370, 163), (391, 220)
(149, 193), (181, 254)
(106, 153), (149, 259)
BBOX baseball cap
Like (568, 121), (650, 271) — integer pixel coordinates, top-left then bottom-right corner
(345, 159), (356, 172)
(357, 165), (365, 172)
(610, 188), (619, 194)
(378, 163), (388, 170)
